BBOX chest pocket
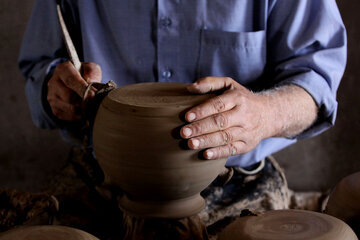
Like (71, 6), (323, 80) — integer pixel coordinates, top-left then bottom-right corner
(198, 29), (267, 86)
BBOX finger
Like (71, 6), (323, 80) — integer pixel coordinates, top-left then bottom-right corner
(52, 107), (82, 121)
(181, 109), (239, 139)
(55, 61), (88, 98)
(82, 62), (102, 83)
(184, 90), (237, 122)
(53, 78), (82, 104)
(188, 127), (244, 149)
(187, 77), (239, 94)
(49, 98), (82, 121)
(204, 141), (247, 160)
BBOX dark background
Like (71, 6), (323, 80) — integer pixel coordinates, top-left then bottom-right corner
(0, 1), (359, 192)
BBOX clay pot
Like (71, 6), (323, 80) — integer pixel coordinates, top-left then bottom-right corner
(0, 226), (99, 240)
(326, 172), (360, 223)
(93, 82), (227, 218)
(218, 210), (358, 240)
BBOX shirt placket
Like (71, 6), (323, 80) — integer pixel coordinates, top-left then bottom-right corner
(157, 0), (179, 82)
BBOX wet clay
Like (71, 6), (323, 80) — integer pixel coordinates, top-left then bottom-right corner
(218, 209), (357, 240)
(0, 226), (99, 240)
(326, 172), (360, 234)
(93, 82), (227, 218)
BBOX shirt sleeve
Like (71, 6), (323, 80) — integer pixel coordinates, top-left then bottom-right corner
(18, 0), (69, 129)
(266, 0), (347, 139)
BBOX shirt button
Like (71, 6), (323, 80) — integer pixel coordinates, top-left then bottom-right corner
(160, 18), (172, 28)
(162, 70), (172, 79)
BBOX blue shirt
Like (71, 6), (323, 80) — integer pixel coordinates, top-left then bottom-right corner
(19, 0), (347, 167)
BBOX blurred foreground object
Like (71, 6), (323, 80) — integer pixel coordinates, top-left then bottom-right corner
(326, 172), (360, 235)
(218, 209), (357, 240)
(0, 225), (98, 240)
(0, 188), (58, 232)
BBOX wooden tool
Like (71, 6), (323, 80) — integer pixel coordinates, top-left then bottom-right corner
(56, 4), (81, 72)
(56, 4), (96, 100)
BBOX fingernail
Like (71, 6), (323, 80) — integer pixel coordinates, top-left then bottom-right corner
(205, 151), (214, 159)
(183, 127), (192, 137)
(187, 112), (196, 121)
(187, 82), (198, 90)
(191, 139), (200, 148)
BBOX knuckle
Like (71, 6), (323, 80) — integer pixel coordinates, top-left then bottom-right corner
(191, 123), (202, 135)
(221, 130), (232, 144)
(219, 146), (228, 157)
(213, 113), (227, 129)
(228, 143), (238, 156)
(195, 107), (207, 118)
(211, 96), (226, 113)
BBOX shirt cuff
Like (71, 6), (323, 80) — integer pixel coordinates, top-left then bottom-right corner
(25, 58), (67, 129)
(278, 70), (338, 140)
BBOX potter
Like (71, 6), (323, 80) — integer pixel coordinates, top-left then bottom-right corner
(19, 0), (347, 238)
(20, 1), (346, 171)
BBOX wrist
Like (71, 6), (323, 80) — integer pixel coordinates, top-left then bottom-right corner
(257, 90), (286, 139)
(257, 84), (318, 139)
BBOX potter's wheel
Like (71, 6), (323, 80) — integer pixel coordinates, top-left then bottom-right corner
(0, 226), (99, 240)
(218, 210), (358, 240)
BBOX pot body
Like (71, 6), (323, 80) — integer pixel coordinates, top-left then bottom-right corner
(326, 172), (360, 222)
(93, 83), (227, 218)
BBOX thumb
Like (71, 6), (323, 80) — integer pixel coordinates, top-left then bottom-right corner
(187, 77), (237, 94)
(82, 62), (102, 84)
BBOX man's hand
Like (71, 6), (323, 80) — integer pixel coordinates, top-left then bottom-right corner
(47, 61), (102, 121)
(180, 77), (318, 160)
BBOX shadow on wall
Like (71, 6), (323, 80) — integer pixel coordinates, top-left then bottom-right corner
(0, 0), (70, 191)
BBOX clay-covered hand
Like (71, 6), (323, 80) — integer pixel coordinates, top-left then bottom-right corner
(47, 61), (102, 121)
(180, 77), (277, 160)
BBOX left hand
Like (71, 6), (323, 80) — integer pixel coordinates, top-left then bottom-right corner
(180, 77), (278, 160)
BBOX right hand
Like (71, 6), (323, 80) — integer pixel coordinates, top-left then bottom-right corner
(47, 61), (102, 121)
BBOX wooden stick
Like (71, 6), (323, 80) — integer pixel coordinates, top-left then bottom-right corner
(56, 4), (82, 73)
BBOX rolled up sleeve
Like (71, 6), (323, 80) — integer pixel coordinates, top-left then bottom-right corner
(267, 0), (347, 139)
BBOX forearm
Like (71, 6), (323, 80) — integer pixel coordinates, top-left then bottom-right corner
(261, 84), (318, 139)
